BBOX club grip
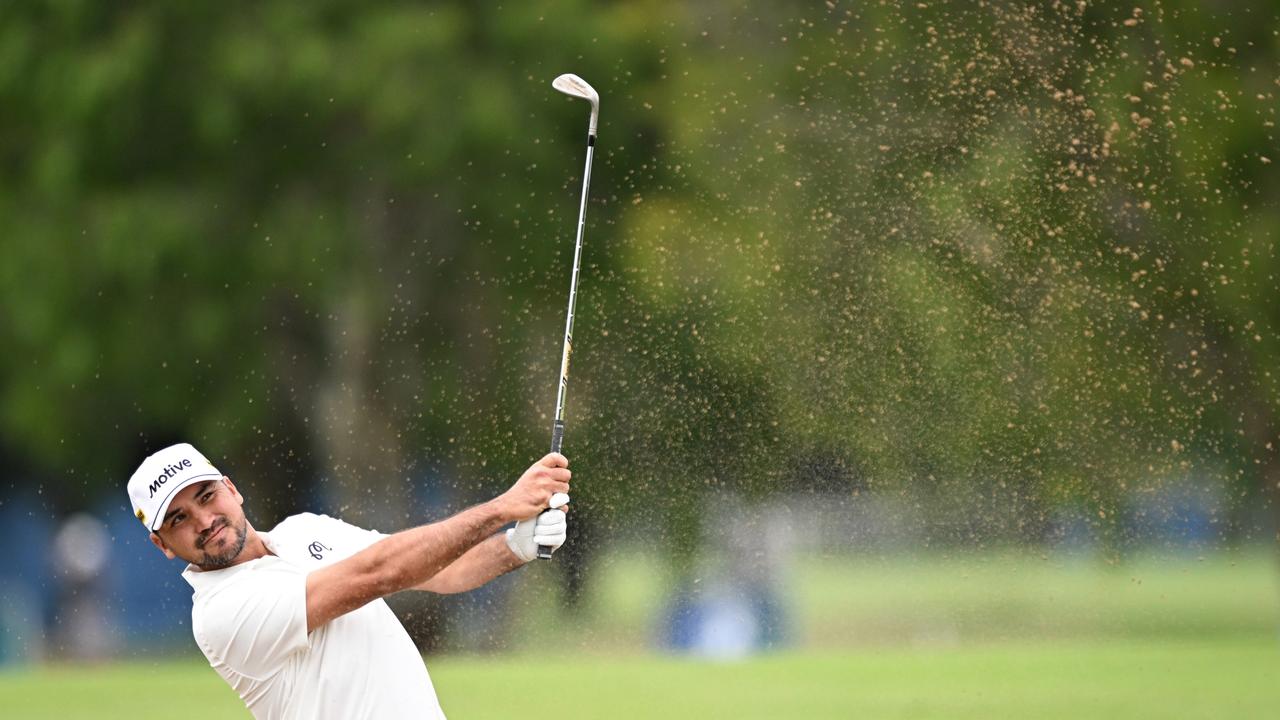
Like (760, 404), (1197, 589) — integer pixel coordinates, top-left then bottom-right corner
(538, 419), (567, 560)
(536, 524), (555, 560)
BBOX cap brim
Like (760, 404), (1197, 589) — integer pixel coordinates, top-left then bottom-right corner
(147, 472), (223, 532)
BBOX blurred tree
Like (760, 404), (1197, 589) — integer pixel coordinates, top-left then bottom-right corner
(0, 0), (1276, 627)
(0, 1), (666, 515)
(607, 1), (1278, 552)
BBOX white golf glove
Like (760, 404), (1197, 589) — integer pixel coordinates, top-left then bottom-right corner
(506, 493), (570, 563)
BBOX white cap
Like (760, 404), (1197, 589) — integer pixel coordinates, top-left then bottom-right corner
(127, 443), (223, 532)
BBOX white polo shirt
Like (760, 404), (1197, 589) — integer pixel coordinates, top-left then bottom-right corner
(182, 513), (446, 720)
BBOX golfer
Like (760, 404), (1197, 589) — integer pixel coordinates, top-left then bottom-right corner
(127, 442), (570, 719)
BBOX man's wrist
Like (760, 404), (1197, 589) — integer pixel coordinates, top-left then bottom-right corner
(504, 526), (534, 563)
(477, 497), (514, 526)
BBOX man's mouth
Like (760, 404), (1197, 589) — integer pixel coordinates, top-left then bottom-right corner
(200, 521), (226, 548)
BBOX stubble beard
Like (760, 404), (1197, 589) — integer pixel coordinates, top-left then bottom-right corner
(197, 517), (249, 570)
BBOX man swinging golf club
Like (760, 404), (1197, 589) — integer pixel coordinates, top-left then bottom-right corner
(127, 72), (598, 719)
(128, 442), (570, 719)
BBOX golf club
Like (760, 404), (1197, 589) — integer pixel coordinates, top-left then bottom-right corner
(539, 73), (599, 560)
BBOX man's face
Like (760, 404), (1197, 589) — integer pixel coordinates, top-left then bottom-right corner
(150, 477), (249, 569)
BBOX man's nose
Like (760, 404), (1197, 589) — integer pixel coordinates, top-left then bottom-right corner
(193, 507), (220, 533)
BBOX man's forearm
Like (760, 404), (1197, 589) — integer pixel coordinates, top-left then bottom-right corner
(346, 501), (509, 598)
(414, 533), (525, 594)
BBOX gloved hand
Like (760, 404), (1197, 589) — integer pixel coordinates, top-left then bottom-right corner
(505, 493), (570, 562)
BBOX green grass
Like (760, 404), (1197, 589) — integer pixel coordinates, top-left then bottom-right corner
(2, 639), (1276, 719)
(787, 550), (1280, 645)
(2, 550), (1277, 718)
(439, 640), (1280, 719)
(511, 548), (1280, 651)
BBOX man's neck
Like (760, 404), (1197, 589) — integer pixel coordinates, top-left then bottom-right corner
(194, 523), (272, 571)
(233, 524), (272, 565)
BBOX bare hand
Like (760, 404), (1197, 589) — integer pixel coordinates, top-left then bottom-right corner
(494, 453), (571, 522)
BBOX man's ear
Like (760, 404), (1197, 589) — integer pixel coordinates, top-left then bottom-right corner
(150, 532), (176, 560)
(223, 476), (244, 506)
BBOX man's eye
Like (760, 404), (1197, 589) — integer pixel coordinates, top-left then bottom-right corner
(172, 515), (184, 527)
(201, 492), (214, 502)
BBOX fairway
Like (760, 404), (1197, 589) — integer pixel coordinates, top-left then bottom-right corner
(5, 550), (1277, 718)
(1, 638), (1276, 719)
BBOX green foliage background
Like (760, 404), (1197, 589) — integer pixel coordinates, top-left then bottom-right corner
(1, 1), (1277, 553)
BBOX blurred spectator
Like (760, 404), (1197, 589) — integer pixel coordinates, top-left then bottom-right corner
(661, 492), (793, 658)
(51, 513), (117, 660)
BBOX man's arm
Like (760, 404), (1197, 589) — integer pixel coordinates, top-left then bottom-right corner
(304, 453), (570, 633)
(413, 504), (568, 594)
(414, 533), (524, 594)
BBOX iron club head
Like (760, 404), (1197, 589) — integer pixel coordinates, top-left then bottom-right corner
(552, 73), (599, 136)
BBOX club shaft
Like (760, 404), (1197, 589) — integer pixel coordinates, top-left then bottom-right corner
(539, 131), (595, 560)
(551, 134), (596, 442)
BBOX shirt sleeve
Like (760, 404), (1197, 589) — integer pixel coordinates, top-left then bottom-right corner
(194, 561), (310, 680)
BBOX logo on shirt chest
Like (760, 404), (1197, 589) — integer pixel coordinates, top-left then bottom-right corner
(307, 540), (332, 560)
